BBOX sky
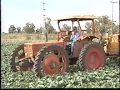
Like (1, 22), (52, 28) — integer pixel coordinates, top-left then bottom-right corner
(1, 0), (119, 33)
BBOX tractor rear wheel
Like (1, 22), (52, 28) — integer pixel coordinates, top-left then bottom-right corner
(78, 42), (106, 70)
(34, 45), (69, 77)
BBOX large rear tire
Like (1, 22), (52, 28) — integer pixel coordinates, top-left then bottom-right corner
(34, 45), (69, 77)
(78, 42), (106, 70)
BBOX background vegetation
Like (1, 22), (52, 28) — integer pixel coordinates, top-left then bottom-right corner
(1, 15), (119, 43)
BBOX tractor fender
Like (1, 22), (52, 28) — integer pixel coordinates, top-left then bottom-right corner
(78, 36), (100, 41)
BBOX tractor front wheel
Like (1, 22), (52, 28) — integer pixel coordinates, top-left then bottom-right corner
(78, 42), (106, 70)
(10, 44), (34, 71)
(34, 45), (69, 77)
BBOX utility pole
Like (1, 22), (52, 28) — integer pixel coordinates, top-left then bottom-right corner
(110, 1), (117, 34)
(41, 0), (48, 42)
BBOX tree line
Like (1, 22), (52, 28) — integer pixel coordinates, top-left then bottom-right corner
(8, 17), (56, 34)
(8, 15), (119, 35)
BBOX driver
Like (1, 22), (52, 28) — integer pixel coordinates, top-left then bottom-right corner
(69, 26), (80, 55)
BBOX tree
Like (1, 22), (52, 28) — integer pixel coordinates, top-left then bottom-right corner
(97, 15), (111, 34)
(85, 15), (119, 35)
(8, 25), (16, 33)
(41, 17), (55, 42)
(85, 22), (92, 34)
(16, 27), (21, 33)
(36, 26), (43, 33)
(63, 24), (71, 31)
(22, 22), (35, 33)
(45, 17), (55, 34)
(112, 24), (119, 34)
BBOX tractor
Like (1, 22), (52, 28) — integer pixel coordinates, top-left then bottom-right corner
(10, 15), (120, 77)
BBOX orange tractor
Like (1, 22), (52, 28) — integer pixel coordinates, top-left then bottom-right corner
(11, 15), (120, 77)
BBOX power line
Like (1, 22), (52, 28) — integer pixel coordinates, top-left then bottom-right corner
(41, 0), (46, 28)
(110, 1), (117, 34)
(41, 0), (48, 42)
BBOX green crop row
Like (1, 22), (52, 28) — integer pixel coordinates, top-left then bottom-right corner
(1, 43), (120, 89)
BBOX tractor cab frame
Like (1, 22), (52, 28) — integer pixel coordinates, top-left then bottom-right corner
(56, 15), (100, 42)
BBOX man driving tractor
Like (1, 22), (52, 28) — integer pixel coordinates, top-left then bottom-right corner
(68, 26), (80, 55)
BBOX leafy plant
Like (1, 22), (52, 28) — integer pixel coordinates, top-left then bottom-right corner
(1, 43), (120, 89)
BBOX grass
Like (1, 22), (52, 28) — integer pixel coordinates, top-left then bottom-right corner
(1, 33), (57, 43)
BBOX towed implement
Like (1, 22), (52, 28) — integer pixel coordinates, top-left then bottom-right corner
(10, 15), (120, 77)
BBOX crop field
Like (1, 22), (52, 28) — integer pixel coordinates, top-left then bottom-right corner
(1, 34), (120, 88)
